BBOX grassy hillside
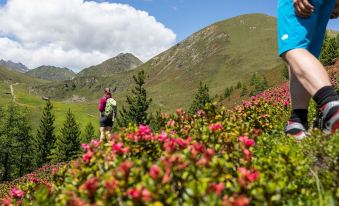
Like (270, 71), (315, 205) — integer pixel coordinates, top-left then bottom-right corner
(30, 14), (283, 112)
(0, 66), (47, 84)
(78, 53), (143, 77)
(26, 66), (76, 81)
(0, 82), (99, 134)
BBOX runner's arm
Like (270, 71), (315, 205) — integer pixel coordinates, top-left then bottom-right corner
(293, 0), (314, 18)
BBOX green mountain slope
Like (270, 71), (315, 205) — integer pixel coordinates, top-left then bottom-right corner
(26, 66), (76, 81)
(31, 14), (283, 112)
(0, 66), (47, 84)
(78, 53), (143, 77)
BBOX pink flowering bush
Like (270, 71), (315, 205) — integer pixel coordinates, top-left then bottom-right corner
(1, 70), (338, 205)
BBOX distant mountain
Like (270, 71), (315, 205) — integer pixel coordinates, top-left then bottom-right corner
(30, 14), (284, 112)
(0, 66), (47, 84)
(0, 59), (29, 73)
(26, 66), (76, 81)
(78, 53), (143, 77)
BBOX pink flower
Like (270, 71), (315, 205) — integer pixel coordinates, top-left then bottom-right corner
(141, 188), (152, 202)
(83, 177), (98, 197)
(104, 179), (117, 194)
(112, 142), (129, 154)
(158, 131), (169, 141)
(118, 161), (133, 176)
(196, 110), (206, 117)
(209, 123), (224, 132)
(82, 150), (94, 163)
(191, 142), (204, 156)
(208, 182), (225, 197)
(167, 119), (175, 127)
(238, 136), (255, 148)
(244, 139), (255, 147)
(283, 99), (289, 107)
(1, 196), (11, 206)
(242, 148), (252, 160)
(69, 194), (86, 206)
(176, 108), (184, 116)
(90, 139), (101, 148)
(137, 125), (152, 136)
(247, 170), (260, 182)
(11, 188), (24, 199)
(149, 165), (162, 180)
(81, 143), (90, 151)
(127, 188), (140, 199)
(237, 167), (260, 187)
(197, 149), (215, 166)
(234, 195), (251, 206)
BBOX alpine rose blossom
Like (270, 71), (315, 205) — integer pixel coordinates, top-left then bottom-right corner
(83, 150), (94, 163)
(112, 142), (129, 154)
(11, 188), (24, 198)
(209, 123), (223, 132)
(149, 165), (162, 180)
(238, 136), (255, 148)
(1, 196), (11, 206)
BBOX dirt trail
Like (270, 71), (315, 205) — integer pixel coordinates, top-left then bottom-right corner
(10, 83), (18, 102)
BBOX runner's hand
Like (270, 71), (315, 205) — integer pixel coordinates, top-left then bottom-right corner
(293, 0), (314, 18)
(330, 0), (339, 19)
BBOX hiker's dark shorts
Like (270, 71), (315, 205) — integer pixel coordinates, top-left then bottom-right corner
(100, 116), (113, 127)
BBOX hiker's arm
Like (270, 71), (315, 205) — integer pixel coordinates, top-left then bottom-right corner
(293, 0), (314, 18)
(331, 0), (339, 19)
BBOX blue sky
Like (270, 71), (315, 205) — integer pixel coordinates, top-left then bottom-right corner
(101, 0), (337, 42)
(0, 0), (338, 42)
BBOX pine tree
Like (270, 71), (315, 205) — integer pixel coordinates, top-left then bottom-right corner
(118, 70), (152, 127)
(51, 109), (81, 163)
(82, 122), (95, 143)
(36, 99), (56, 167)
(224, 87), (231, 99)
(240, 85), (248, 97)
(236, 81), (242, 89)
(189, 82), (211, 115)
(0, 105), (36, 181)
(320, 35), (338, 65)
(281, 64), (289, 80)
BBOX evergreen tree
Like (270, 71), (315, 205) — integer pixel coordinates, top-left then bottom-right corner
(36, 99), (56, 167)
(250, 73), (259, 86)
(236, 81), (242, 89)
(0, 105), (36, 181)
(320, 35), (338, 65)
(118, 70), (152, 127)
(51, 109), (81, 163)
(224, 87), (231, 99)
(240, 85), (248, 97)
(281, 64), (289, 80)
(82, 122), (95, 143)
(189, 82), (211, 115)
(149, 110), (166, 132)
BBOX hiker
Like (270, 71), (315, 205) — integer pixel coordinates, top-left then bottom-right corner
(278, 0), (339, 139)
(99, 88), (116, 141)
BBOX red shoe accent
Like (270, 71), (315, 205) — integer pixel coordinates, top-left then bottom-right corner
(332, 120), (339, 133)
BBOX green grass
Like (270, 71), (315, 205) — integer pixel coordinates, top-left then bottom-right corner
(0, 82), (100, 136)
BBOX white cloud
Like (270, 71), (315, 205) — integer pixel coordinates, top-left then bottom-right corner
(0, 0), (176, 71)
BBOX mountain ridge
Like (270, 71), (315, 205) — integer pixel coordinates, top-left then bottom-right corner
(78, 53), (143, 77)
(26, 66), (76, 81)
(0, 60), (29, 73)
